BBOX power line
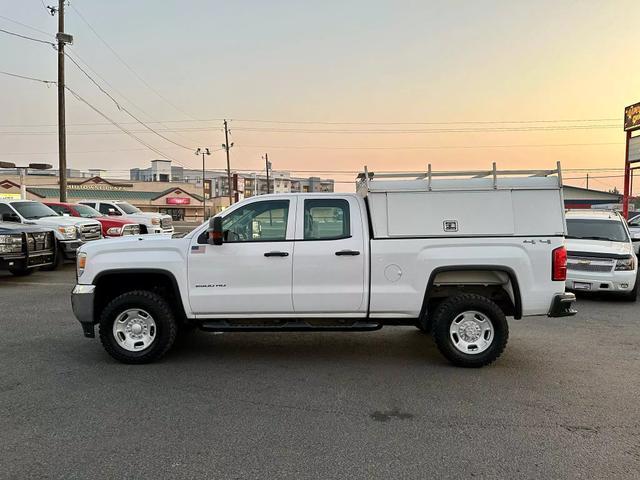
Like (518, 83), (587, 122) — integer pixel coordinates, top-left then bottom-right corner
(64, 85), (194, 168)
(0, 116), (621, 129)
(64, 51), (194, 150)
(65, 48), (204, 147)
(0, 70), (56, 85)
(230, 125), (622, 134)
(0, 27), (55, 46)
(228, 117), (621, 126)
(0, 14), (53, 37)
(69, 3), (197, 121)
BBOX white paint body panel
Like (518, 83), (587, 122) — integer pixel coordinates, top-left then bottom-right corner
(78, 183), (568, 319)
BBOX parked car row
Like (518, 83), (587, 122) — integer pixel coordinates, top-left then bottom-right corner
(0, 198), (174, 275)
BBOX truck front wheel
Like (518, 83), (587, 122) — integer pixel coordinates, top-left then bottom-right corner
(98, 290), (177, 364)
(431, 294), (508, 368)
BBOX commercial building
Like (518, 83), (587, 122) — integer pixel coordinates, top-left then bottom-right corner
(130, 160), (335, 199)
(562, 185), (626, 210)
(0, 162), (336, 221)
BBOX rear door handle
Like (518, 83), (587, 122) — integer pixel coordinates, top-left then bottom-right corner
(264, 251), (289, 257)
(335, 250), (360, 256)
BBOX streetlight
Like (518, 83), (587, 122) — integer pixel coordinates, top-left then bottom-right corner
(195, 148), (211, 220)
(0, 162), (53, 199)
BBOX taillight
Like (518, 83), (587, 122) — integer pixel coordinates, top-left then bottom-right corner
(552, 246), (567, 281)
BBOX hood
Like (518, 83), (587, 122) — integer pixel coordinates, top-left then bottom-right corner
(127, 212), (170, 220)
(79, 232), (178, 254)
(29, 216), (101, 228)
(565, 238), (634, 257)
(95, 217), (139, 226)
(0, 222), (52, 234)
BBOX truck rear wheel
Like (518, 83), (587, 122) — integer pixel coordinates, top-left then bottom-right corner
(98, 290), (177, 364)
(431, 294), (508, 368)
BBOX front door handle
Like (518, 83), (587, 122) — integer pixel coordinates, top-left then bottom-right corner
(264, 251), (289, 257)
(335, 250), (360, 256)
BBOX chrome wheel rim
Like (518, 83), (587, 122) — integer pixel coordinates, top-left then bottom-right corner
(449, 310), (494, 354)
(113, 308), (157, 352)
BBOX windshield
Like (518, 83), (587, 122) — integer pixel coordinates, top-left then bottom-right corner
(566, 218), (629, 243)
(73, 204), (103, 218)
(118, 202), (141, 214)
(12, 201), (58, 220)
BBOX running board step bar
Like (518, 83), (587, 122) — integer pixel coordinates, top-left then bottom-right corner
(198, 319), (382, 332)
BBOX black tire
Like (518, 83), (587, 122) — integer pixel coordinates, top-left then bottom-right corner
(9, 266), (34, 277)
(98, 290), (177, 364)
(431, 294), (508, 368)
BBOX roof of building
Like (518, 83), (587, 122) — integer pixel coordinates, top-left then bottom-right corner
(26, 186), (204, 202)
(563, 185), (621, 201)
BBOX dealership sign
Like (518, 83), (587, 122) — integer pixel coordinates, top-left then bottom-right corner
(166, 197), (190, 205)
(625, 102), (640, 131)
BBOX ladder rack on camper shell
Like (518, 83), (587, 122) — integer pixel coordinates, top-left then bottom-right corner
(357, 161), (564, 192)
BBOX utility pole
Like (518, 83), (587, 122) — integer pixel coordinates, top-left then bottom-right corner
(196, 148), (211, 220)
(264, 153), (271, 194)
(586, 173), (589, 189)
(222, 120), (233, 205)
(56, 0), (68, 202)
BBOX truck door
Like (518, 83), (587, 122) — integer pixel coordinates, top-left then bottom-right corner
(292, 197), (367, 314)
(188, 198), (296, 315)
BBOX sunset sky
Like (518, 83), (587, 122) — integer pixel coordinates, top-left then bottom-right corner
(1, 0), (638, 191)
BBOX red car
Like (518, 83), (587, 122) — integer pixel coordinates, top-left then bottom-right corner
(45, 202), (142, 237)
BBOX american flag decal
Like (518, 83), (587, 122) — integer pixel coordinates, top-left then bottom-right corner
(191, 245), (206, 254)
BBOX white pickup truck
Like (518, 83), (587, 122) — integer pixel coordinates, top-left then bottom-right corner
(71, 165), (576, 367)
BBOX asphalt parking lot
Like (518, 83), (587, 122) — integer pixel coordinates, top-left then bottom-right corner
(1, 266), (639, 479)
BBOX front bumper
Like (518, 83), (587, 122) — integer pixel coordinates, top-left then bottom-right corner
(548, 293), (577, 317)
(566, 269), (637, 293)
(71, 284), (96, 338)
(60, 240), (84, 259)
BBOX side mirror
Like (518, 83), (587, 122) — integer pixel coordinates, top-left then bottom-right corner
(1, 213), (21, 223)
(208, 216), (223, 245)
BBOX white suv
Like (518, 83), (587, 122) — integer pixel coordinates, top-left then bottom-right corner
(79, 200), (174, 235)
(565, 210), (638, 301)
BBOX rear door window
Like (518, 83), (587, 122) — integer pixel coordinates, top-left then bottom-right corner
(303, 199), (350, 240)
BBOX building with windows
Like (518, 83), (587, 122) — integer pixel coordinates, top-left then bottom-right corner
(129, 160), (335, 199)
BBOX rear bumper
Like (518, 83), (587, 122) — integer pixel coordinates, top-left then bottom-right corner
(548, 293), (577, 317)
(71, 284), (96, 338)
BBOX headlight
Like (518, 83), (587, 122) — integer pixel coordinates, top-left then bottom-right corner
(0, 234), (23, 253)
(615, 257), (635, 271)
(77, 252), (87, 277)
(57, 226), (77, 240)
(151, 217), (160, 225)
(106, 226), (123, 236)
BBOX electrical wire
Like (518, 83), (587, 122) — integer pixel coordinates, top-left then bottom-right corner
(0, 70), (56, 85)
(69, 3), (198, 121)
(0, 14), (53, 37)
(64, 51), (194, 150)
(64, 85), (195, 168)
(0, 27), (55, 46)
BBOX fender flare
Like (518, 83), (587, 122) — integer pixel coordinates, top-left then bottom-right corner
(420, 265), (523, 320)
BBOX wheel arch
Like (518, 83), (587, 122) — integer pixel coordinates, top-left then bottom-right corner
(419, 265), (523, 326)
(93, 268), (188, 324)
